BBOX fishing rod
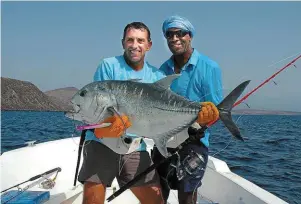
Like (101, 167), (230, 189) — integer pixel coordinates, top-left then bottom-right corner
(207, 54), (301, 128)
(1, 167), (61, 194)
(107, 54), (301, 202)
(73, 130), (87, 186)
(1, 167), (61, 204)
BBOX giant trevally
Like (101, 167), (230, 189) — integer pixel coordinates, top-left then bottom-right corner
(65, 75), (250, 157)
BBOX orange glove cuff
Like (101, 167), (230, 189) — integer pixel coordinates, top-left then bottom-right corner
(94, 115), (132, 139)
(197, 102), (219, 126)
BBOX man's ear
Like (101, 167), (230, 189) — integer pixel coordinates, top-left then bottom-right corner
(146, 41), (152, 51)
(121, 39), (125, 49)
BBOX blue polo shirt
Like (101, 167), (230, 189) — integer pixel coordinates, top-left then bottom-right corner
(85, 55), (165, 151)
(160, 49), (223, 147)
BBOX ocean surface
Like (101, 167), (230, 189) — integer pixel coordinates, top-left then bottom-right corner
(1, 111), (301, 204)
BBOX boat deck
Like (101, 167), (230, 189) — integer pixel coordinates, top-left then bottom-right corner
(1, 137), (288, 204)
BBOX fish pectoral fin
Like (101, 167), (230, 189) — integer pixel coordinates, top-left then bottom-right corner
(127, 78), (142, 82)
(153, 122), (195, 157)
(153, 74), (180, 89)
(153, 136), (171, 158)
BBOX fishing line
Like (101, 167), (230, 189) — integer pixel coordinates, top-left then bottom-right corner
(191, 54), (301, 202)
(192, 177), (203, 204)
(207, 53), (301, 145)
(107, 107), (142, 175)
(231, 54), (301, 109)
(210, 107), (249, 157)
(118, 153), (135, 176)
(268, 52), (300, 68)
(160, 167), (179, 203)
(162, 168), (176, 189)
(207, 54), (301, 162)
(196, 192), (216, 204)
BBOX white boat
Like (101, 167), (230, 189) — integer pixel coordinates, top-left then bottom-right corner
(1, 137), (288, 204)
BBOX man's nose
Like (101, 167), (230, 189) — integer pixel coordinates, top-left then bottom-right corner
(169, 34), (179, 42)
(131, 39), (139, 48)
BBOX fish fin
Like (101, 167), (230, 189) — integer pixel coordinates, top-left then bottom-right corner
(153, 121), (194, 158)
(217, 80), (251, 141)
(153, 136), (170, 158)
(154, 74), (180, 89)
(128, 79), (142, 82)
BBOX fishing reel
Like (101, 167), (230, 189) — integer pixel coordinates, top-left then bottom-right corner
(176, 150), (206, 180)
(40, 179), (56, 189)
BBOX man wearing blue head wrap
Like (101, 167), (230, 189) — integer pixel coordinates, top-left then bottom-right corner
(152, 15), (223, 204)
(162, 15), (196, 38)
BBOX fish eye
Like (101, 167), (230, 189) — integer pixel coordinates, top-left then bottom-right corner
(79, 90), (87, 97)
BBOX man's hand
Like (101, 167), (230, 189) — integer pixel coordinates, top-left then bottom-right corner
(94, 115), (132, 139)
(197, 102), (219, 126)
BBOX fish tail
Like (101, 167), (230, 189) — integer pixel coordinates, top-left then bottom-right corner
(217, 80), (251, 141)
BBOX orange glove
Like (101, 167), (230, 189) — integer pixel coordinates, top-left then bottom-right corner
(94, 115), (132, 139)
(197, 102), (219, 126)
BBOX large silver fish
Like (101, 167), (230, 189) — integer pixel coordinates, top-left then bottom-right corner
(65, 75), (250, 157)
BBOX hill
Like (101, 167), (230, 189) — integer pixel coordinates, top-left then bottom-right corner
(1, 77), (63, 111)
(44, 87), (78, 111)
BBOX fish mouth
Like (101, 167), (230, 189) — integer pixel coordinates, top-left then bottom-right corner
(64, 99), (113, 124)
(64, 102), (81, 119)
(64, 110), (79, 120)
(65, 109), (79, 114)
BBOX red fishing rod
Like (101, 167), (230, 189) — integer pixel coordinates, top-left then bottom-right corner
(207, 54), (301, 127)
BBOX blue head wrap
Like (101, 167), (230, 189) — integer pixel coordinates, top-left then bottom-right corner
(162, 15), (195, 38)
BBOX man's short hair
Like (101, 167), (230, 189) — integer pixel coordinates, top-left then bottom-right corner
(123, 22), (151, 42)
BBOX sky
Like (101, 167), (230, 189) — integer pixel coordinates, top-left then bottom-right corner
(1, 1), (301, 112)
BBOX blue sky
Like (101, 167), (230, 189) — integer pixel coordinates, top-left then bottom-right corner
(2, 2), (301, 112)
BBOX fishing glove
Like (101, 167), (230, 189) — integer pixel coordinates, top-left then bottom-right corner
(197, 102), (219, 126)
(94, 115), (132, 138)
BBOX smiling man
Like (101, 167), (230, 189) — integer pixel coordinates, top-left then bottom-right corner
(78, 22), (165, 204)
(151, 15), (223, 204)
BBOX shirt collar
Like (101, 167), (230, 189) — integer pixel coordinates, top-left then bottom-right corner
(121, 55), (147, 72)
(166, 49), (199, 72)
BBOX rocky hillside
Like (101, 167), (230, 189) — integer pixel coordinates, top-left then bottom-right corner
(1, 77), (79, 112)
(1, 77), (65, 111)
(44, 87), (78, 111)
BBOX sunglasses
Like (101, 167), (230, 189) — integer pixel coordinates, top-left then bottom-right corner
(165, 30), (190, 39)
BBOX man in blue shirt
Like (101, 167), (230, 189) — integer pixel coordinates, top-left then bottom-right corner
(78, 22), (165, 204)
(152, 16), (223, 204)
